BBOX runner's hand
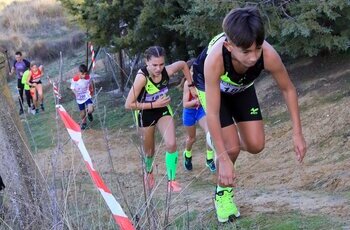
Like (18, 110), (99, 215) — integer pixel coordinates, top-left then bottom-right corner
(189, 87), (197, 98)
(154, 95), (170, 108)
(217, 156), (235, 187)
(293, 133), (307, 163)
(193, 98), (200, 108)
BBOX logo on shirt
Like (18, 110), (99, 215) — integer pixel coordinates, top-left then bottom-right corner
(250, 107), (259, 115)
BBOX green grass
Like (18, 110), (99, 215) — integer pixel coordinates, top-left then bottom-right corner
(20, 83), (185, 151)
(345, 192), (350, 201)
(170, 211), (344, 230)
(171, 210), (199, 229)
(318, 90), (350, 105)
(23, 89), (57, 151)
(44, 48), (86, 79)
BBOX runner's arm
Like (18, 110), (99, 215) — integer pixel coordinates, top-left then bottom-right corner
(166, 61), (196, 97)
(183, 80), (198, 108)
(205, 50), (235, 186)
(125, 72), (152, 110)
(26, 71), (32, 86)
(89, 79), (94, 96)
(9, 61), (15, 76)
(263, 42), (306, 162)
(38, 65), (44, 78)
(204, 54), (227, 160)
(166, 61), (192, 83)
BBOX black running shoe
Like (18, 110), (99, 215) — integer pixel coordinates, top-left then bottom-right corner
(19, 109), (24, 115)
(206, 158), (216, 172)
(40, 103), (45, 111)
(80, 123), (87, 130)
(88, 113), (93, 122)
(183, 151), (193, 171)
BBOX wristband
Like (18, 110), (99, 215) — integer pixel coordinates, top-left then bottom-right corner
(188, 82), (195, 87)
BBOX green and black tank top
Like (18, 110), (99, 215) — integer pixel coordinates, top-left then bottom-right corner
(193, 33), (265, 94)
(137, 66), (170, 103)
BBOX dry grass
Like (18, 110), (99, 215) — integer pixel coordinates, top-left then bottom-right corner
(1, 0), (64, 32)
(0, 0), (27, 11)
(0, 0), (84, 61)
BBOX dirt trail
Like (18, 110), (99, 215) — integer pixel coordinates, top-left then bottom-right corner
(33, 56), (350, 228)
(238, 188), (350, 217)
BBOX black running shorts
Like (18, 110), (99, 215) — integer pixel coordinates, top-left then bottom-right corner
(137, 106), (172, 127)
(219, 85), (262, 127)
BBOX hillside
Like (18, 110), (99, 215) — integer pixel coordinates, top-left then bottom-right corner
(1, 0), (349, 229)
(0, 0), (84, 62)
(21, 53), (348, 230)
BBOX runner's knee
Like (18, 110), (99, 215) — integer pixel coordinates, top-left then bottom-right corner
(245, 141), (265, 154)
(186, 136), (196, 145)
(226, 148), (240, 162)
(165, 140), (176, 152)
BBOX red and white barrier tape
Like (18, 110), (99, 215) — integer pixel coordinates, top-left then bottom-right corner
(56, 105), (135, 230)
(47, 76), (61, 99)
(90, 43), (96, 70)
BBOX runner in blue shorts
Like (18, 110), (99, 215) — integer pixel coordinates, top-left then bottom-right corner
(182, 61), (215, 172)
(70, 64), (95, 130)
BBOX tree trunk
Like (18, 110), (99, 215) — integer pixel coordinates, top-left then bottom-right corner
(118, 50), (126, 93)
(0, 52), (52, 228)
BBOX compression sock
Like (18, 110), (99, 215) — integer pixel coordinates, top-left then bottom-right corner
(165, 151), (178, 180)
(145, 156), (154, 173)
(206, 149), (214, 160)
(184, 149), (192, 158)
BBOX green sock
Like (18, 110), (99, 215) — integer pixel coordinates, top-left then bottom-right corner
(217, 185), (232, 192)
(145, 156), (154, 173)
(165, 151), (178, 180)
(206, 149), (214, 160)
(184, 149), (192, 158)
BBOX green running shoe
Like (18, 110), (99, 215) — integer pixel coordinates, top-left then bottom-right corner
(214, 188), (240, 223)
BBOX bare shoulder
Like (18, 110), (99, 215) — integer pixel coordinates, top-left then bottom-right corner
(134, 71), (147, 85)
(127, 71), (147, 100)
(262, 41), (284, 72)
(205, 38), (225, 71)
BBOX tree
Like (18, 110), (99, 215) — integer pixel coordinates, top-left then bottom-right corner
(60, 0), (199, 60)
(168, 0), (238, 47)
(261, 0), (350, 57)
(60, 0), (350, 60)
(172, 0), (350, 57)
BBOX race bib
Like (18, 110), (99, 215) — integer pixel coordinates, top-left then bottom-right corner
(220, 81), (253, 94)
(77, 94), (87, 100)
(144, 87), (168, 102)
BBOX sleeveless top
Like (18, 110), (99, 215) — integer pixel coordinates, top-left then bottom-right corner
(137, 66), (170, 103)
(30, 69), (42, 82)
(70, 74), (92, 104)
(193, 33), (264, 94)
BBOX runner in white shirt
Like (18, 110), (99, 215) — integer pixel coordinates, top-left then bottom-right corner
(70, 64), (94, 130)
